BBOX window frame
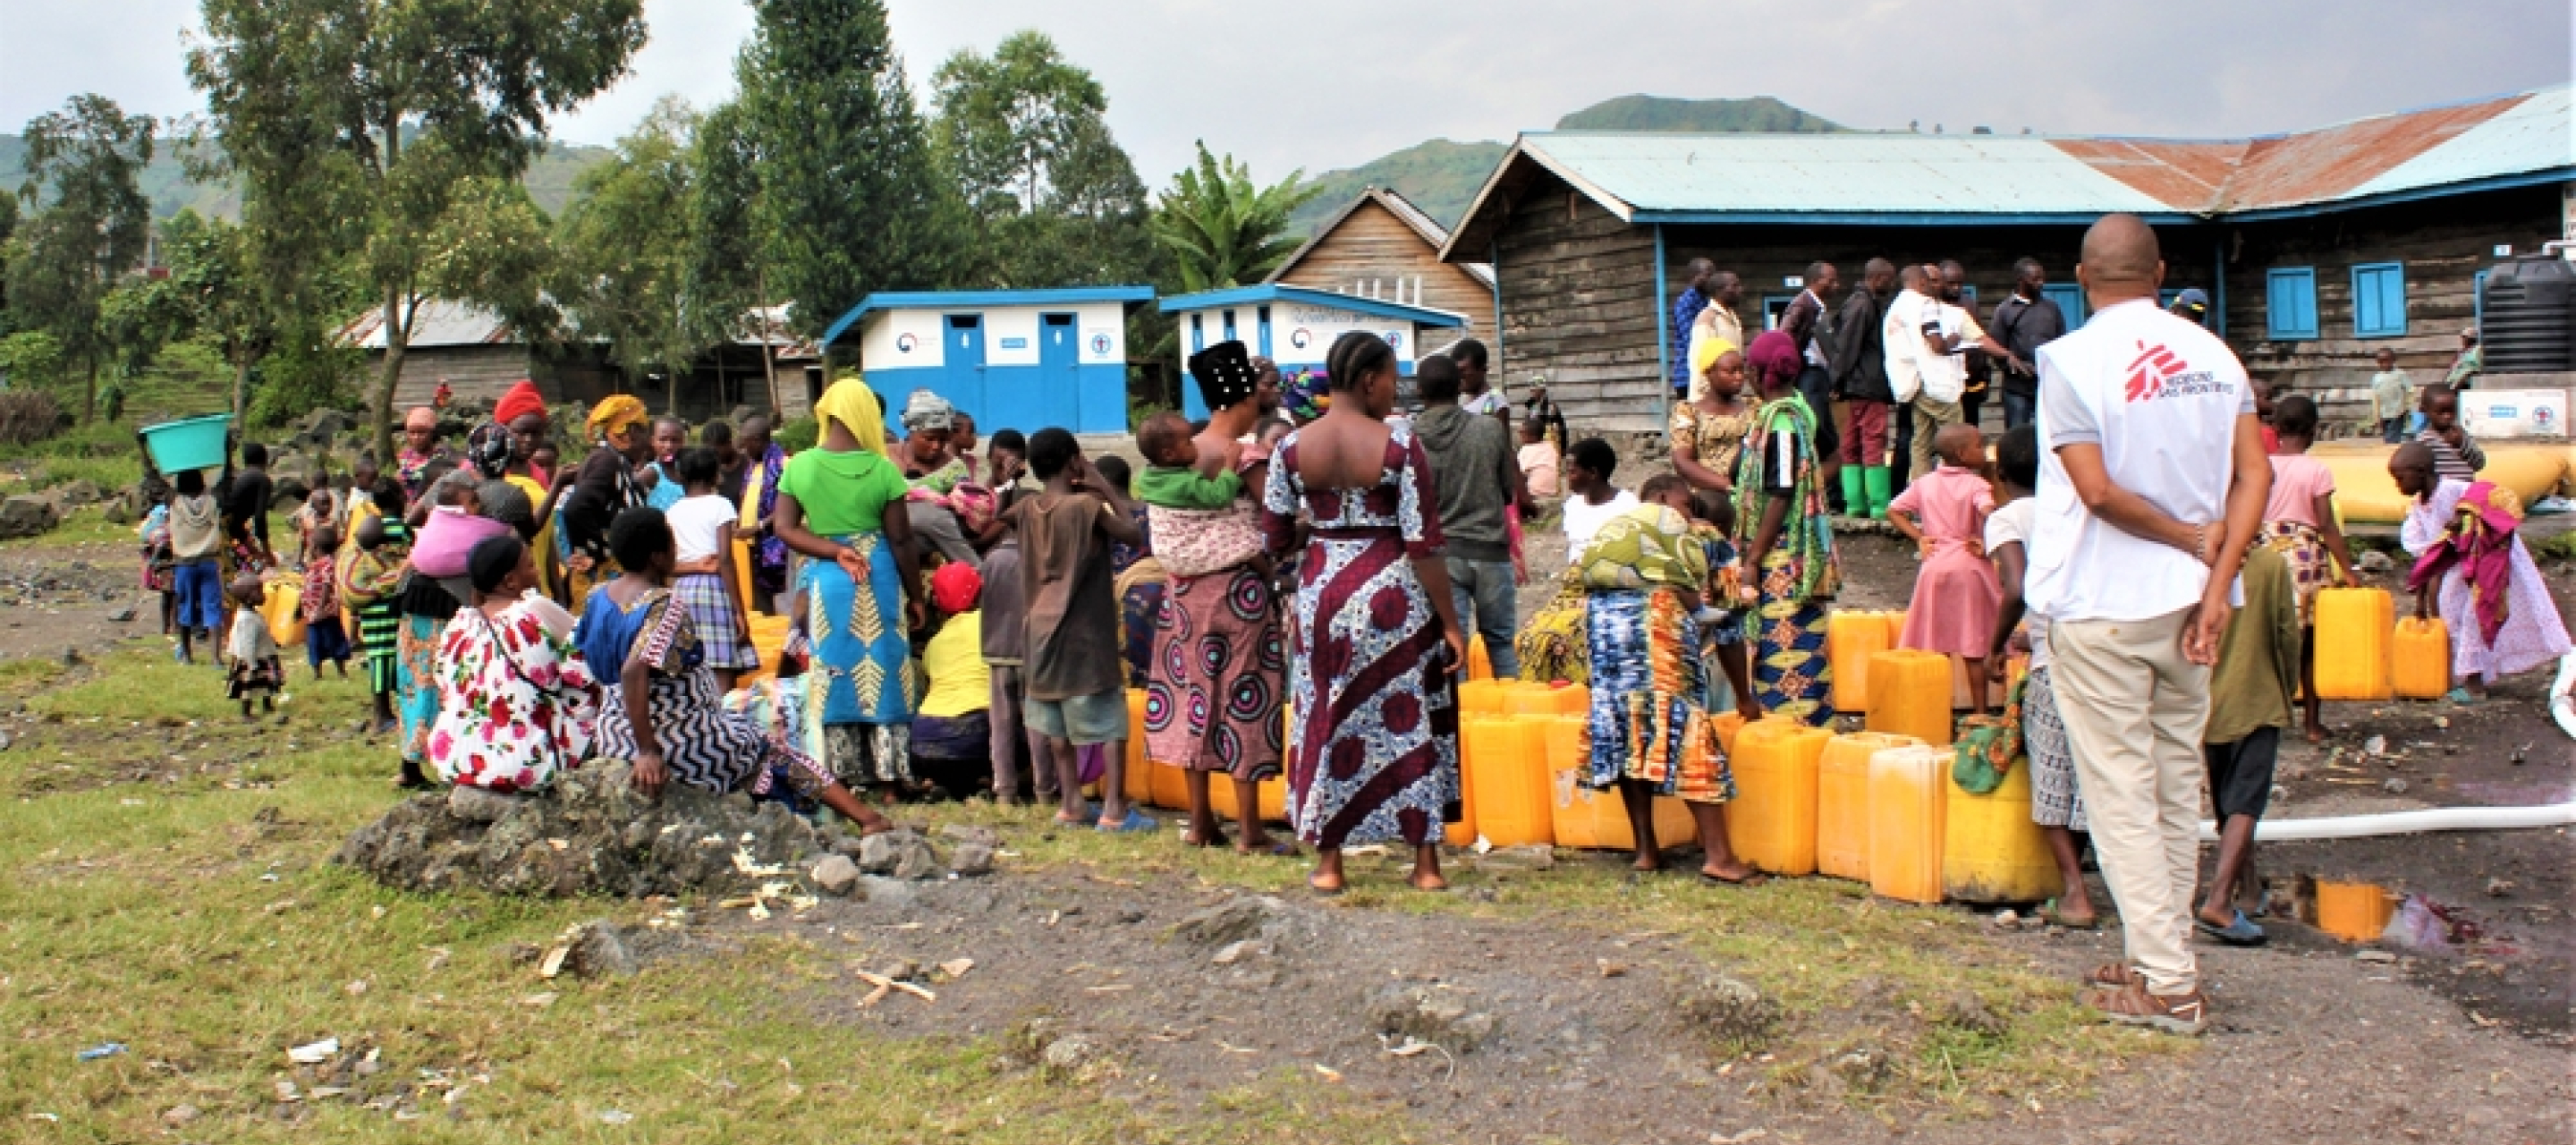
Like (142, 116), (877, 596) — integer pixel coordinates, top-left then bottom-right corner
(2266, 267), (2319, 342)
(2350, 261), (2407, 339)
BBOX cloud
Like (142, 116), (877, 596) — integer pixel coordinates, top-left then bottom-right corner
(3, 0), (2564, 191)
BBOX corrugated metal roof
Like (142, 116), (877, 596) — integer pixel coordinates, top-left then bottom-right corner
(1157, 284), (1469, 327)
(1517, 133), (2187, 218)
(817, 286), (1157, 347)
(2347, 87), (2576, 201)
(335, 300), (517, 350)
(1440, 85), (2572, 258)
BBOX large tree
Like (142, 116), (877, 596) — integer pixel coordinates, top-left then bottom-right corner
(931, 30), (1151, 289)
(6, 94), (156, 420)
(1149, 144), (1321, 293)
(687, 100), (786, 412)
(556, 98), (714, 412)
(188, 0), (645, 459)
(736, 0), (970, 343)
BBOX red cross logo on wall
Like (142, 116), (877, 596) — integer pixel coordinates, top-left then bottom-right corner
(2123, 342), (2187, 403)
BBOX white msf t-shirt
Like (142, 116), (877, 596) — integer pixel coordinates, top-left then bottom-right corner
(667, 494), (737, 564)
(2025, 298), (2254, 623)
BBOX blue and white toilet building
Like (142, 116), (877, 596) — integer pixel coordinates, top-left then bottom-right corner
(817, 286), (1156, 435)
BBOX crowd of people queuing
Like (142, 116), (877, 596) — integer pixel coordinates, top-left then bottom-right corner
(138, 215), (2570, 1040)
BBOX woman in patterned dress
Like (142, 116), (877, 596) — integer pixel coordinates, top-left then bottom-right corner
(427, 535), (597, 793)
(773, 377), (926, 792)
(1578, 474), (1760, 882)
(1148, 341), (1289, 855)
(1670, 335), (1756, 496)
(1260, 332), (1469, 895)
(578, 508), (894, 828)
(1731, 331), (1842, 726)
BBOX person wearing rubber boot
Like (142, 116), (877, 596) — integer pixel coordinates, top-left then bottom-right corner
(1829, 259), (1896, 518)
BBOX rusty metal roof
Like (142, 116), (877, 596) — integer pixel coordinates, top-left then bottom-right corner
(1442, 86), (2572, 257)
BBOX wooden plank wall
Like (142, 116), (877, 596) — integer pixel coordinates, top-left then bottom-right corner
(1493, 182), (1661, 432)
(2223, 185), (2561, 431)
(1275, 200), (1494, 335)
(388, 346), (543, 410)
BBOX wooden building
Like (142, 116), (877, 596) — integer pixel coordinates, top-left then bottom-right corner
(1271, 187), (1495, 342)
(1441, 86), (2573, 433)
(335, 301), (621, 412)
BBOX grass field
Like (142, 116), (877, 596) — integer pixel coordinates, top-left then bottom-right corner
(0, 640), (2176, 1141)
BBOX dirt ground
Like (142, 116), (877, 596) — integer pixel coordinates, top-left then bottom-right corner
(5, 505), (2572, 1144)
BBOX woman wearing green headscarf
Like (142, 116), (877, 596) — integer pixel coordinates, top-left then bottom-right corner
(774, 376), (926, 790)
(1732, 331), (1842, 726)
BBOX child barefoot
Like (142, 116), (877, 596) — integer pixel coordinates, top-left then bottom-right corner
(2258, 395), (2361, 742)
(343, 508), (411, 743)
(1983, 427), (2096, 929)
(1887, 423), (2003, 713)
(224, 577), (284, 720)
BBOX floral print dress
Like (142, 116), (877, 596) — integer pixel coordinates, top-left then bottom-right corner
(428, 599), (599, 793)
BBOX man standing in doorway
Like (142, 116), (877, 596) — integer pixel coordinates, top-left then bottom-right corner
(1989, 258), (2065, 431)
(1780, 261), (1845, 511)
(2026, 213), (2270, 1037)
(1413, 354), (1533, 681)
(1671, 259), (1716, 401)
(1832, 259), (1897, 517)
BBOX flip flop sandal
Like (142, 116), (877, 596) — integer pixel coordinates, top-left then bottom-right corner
(1095, 809), (1160, 834)
(1051, 802), (1102, 827)
(2445, 687), (2478, 705)
(2043, 901), (2103, 929)
(1307, 876), (1345, 898)
(2195, 910), (2267, 946)
(1699, 869), (1768, 888)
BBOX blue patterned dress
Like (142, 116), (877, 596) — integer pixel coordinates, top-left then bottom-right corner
(1259, 421), (1460, 848)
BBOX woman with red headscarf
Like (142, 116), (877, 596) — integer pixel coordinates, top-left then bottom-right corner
(1730, 331), (1843, 725)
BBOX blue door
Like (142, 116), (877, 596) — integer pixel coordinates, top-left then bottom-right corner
(2040, 284), (2086, 330)
(1038, 313), (1084, 432)
(945, 315), (987, 425)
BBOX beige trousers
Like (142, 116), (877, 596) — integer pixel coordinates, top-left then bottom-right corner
(1909, 394), (1963, 480)
(2049, 607), (2212, 996)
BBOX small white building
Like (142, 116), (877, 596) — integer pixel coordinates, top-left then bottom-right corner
(1157, 284), (1469, 419)
(816, 287), (1154, 435)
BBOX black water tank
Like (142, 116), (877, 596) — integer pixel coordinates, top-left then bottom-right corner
(2481, 255), (2576, 374)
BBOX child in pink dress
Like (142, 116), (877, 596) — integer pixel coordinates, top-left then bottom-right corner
(1887, 424), (2003, 713)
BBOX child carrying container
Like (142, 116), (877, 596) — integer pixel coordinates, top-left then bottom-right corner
(2393, 444), (2572, 702)
(2258, 395), (2361, 742)
(1886, 423), (2002, 714)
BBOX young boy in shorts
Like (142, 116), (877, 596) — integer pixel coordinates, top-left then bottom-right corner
(1011, 428), (1154, 833)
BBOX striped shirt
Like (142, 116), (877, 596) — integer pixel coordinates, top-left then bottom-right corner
(2415, 428), (2485, 485)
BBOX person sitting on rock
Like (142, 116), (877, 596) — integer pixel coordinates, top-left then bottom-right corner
(426, 532), (596, 793)
(574, 507), (897, 834)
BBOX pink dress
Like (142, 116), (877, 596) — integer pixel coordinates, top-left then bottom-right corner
(2402, 479), (2572, 683)
(1890, 465), (2001, 657)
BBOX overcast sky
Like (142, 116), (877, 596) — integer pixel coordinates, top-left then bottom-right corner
(3, 0), (2567, 184)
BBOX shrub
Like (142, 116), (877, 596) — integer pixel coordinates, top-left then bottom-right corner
(0, 390), (64, 447)
(773, 415), (819, 454)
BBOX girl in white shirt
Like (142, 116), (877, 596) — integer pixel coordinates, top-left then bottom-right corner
(663, 446), (759, 690)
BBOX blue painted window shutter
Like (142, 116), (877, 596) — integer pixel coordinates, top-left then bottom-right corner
(2351, 262), (2406, 338)
(2041, 284), (2086, 329)
(2267, 268), (2318, 341)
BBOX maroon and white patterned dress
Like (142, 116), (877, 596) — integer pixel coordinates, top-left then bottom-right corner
(1259, 421), (1460, 848)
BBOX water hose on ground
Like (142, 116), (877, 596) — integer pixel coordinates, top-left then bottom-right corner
(2207, 801), (2576, 843)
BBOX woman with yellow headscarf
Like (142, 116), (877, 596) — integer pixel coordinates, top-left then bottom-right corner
(774, 376), (926, 792)
(1669, 335), (1753, 496)
(557, 394), (655, 603)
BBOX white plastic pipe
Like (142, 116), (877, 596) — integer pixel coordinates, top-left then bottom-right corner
(2200, 801), (2576, 842)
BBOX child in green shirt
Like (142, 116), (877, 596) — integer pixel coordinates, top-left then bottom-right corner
(1131, 411), (1239, 509)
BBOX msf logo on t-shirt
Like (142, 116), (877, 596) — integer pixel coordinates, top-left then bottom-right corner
(2123, 341), (2222, 403)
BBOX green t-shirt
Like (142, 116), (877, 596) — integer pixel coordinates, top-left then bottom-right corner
(776, 449), (909, 536)
(1134, 464), (1241, 510)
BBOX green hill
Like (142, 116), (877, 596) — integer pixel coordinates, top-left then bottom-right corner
(0, 135), (613, 222)
(1286, 94), (1843, 237)
(1555, 94), (1842, 134)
